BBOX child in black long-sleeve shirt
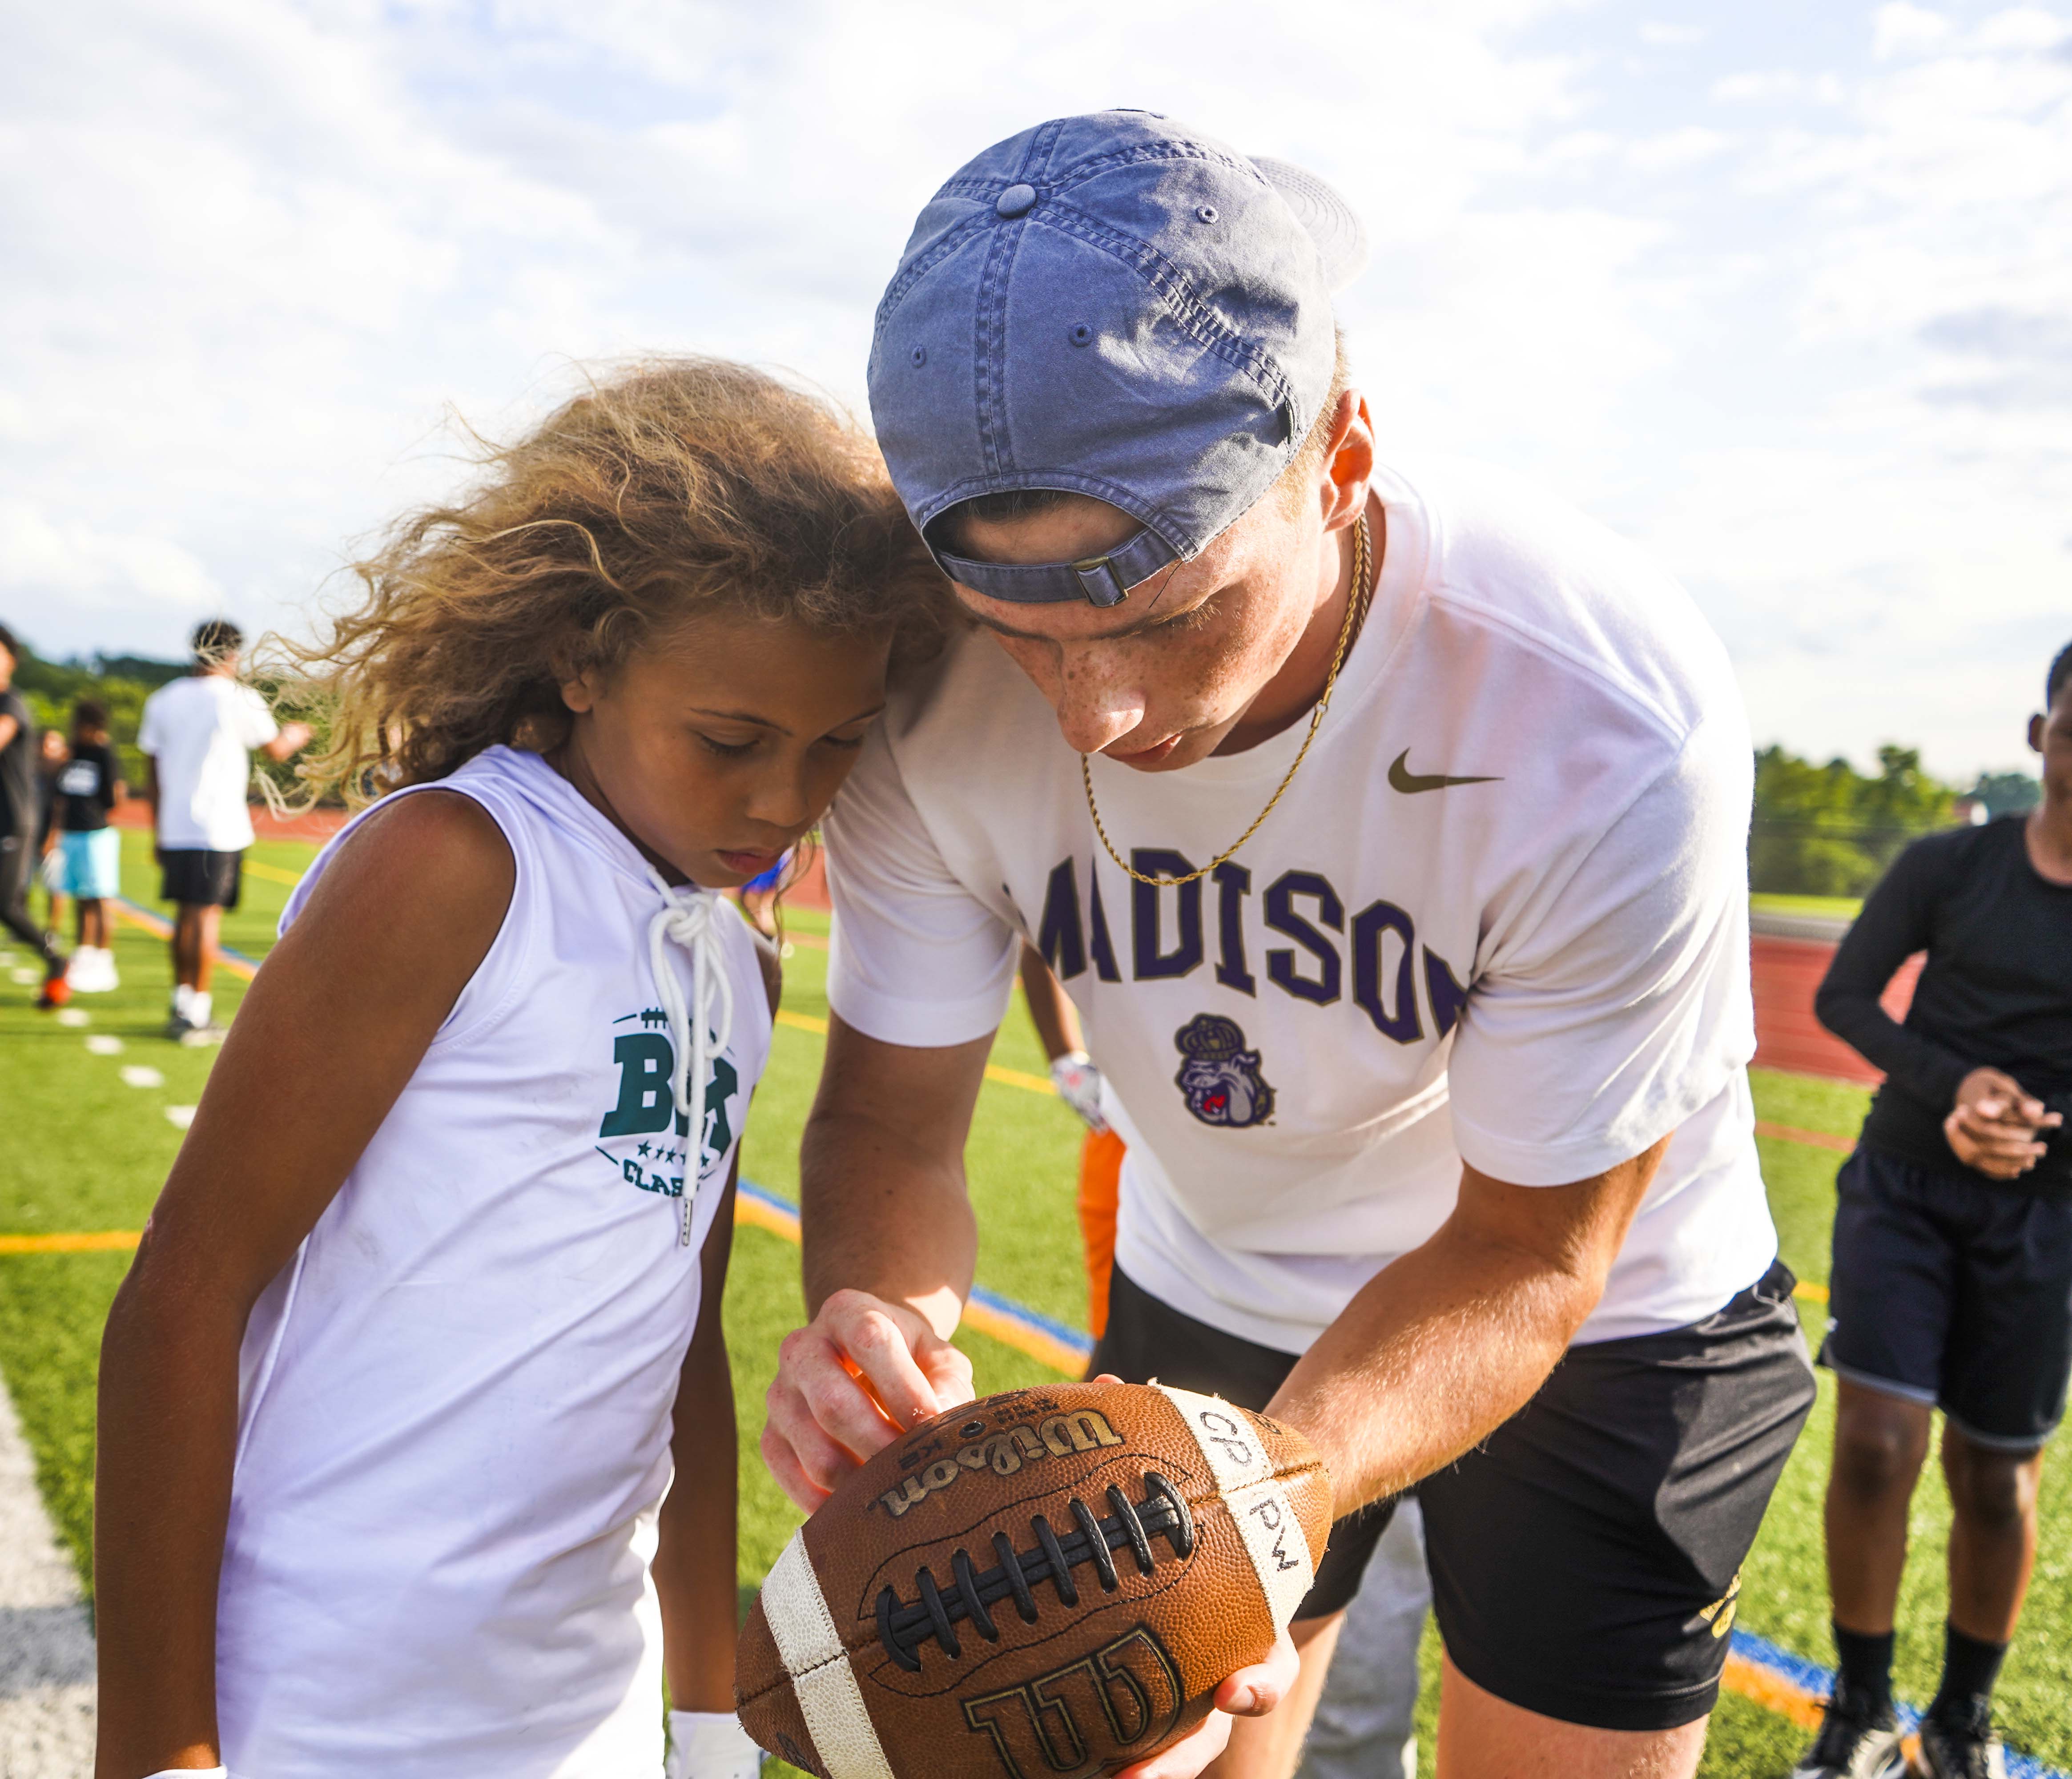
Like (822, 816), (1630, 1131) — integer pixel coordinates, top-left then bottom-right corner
(1790, 640), (2072, 1779)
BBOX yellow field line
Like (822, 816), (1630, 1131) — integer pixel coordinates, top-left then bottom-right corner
(6, 1199), (1085, 1376)
(0, 1230), (141, 1254)
(1, 1224), (1832, 1312)
(1720, 1654), (1823, 1731)
(240, 858), (304, 886)
(776, 1007), (1056, 1098)
(958, 1297), (1089, 1374)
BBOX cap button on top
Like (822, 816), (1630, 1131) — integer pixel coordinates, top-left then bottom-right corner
(995, 183), (1038, 218)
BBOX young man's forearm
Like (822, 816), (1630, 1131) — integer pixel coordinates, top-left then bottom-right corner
(1268, 1151), (1662, 1517)
(799, 1107), (978, 1332)
(94, 1277), (245, 1777)
(1267, 1233), (1593, 1513)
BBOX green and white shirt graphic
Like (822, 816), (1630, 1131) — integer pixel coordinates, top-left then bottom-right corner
(596, 1006), (743, 1202)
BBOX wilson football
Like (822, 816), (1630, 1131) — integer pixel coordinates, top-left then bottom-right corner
(736, 1380), (1332, 1779)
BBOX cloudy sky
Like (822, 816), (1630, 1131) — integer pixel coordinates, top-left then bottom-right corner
(4, 0), (2068, 781)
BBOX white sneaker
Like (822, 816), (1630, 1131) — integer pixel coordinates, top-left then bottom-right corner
(66, 947), (120, 993)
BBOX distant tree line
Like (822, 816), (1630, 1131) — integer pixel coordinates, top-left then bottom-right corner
(11, 650), (183, 788)
(3, 644), (2043, 877)
(1750, 744), (2037, 898)
(8, 645), (327, 805)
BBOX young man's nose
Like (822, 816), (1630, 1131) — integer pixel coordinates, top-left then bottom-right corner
(1050, 665), (1147, 756)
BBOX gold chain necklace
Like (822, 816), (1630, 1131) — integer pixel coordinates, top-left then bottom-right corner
(1082, 510), (1373, 889)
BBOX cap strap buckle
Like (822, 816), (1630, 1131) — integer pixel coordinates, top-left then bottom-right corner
(1072, 557), (1130, 608)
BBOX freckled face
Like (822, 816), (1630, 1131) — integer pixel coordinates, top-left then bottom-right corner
(558, 612), (891, 888)
(949, 494), (1325, 771)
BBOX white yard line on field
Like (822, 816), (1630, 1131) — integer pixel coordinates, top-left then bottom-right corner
(0, 1371), (95, 1777)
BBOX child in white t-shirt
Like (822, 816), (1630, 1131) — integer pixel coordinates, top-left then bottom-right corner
(137, 620), (311, 1041)
(93, 359), (945, 1779)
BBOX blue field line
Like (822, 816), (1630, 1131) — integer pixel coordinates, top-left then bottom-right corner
(1730, 1630), (2064, 1778)
(967, 1282), (1095, 1363)
(114, 895), (268, 973)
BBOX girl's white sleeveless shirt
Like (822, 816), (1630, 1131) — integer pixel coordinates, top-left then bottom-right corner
(215, 746), (773, 1778)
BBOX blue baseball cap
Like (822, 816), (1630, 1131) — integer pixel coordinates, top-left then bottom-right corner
(868, 111), (1368, 607)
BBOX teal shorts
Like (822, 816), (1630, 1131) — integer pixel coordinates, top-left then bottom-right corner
(57, 828), (121, 900)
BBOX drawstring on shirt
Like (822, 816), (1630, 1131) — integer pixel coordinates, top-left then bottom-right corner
(644, 871), (736, 1246)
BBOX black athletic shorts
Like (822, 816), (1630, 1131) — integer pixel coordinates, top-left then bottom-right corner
(1821, 1146), (2072, 1449)
(159, 848), (241, 910)
(1090, 1260), (1815, 1731)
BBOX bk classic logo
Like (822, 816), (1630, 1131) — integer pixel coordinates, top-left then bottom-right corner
(591, 1008), (738, 1202)
(1172, 1014), (1275, 1129)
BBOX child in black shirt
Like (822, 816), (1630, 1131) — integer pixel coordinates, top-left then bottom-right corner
(1792, 640), (2072, 1779)
(54, 698), (125, 993)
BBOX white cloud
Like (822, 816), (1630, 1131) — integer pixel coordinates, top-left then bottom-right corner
(0, 501), (223, 613)
(1874, 4), (1954, 60)
(3, 0), (2068, 778)
(1627, 125), (1730, 170)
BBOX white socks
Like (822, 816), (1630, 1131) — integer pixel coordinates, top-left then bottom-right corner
(665, 1710), (763, 1779)
(173, 985), (213, 1026)
(64, 946), (120, 992)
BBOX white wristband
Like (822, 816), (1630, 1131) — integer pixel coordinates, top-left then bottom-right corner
(141, 1770), (227, 1779)
(666, 1709), (762, 1779)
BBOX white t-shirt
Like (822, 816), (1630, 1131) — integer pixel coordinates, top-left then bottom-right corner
(137, 672), (279, 851)
(824, 457), (1777, 1352)
(217, 747), (772, 1778)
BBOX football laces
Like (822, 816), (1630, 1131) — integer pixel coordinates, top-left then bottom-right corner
(873, 1473), (1195, 1672)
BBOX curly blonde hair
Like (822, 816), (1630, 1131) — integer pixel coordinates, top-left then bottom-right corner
(279, 357), (946, 804)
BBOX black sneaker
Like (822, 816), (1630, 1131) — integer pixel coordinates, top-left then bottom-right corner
(1915, 1701), (2006, 1779)
(1793, 1677), (1907, 1779)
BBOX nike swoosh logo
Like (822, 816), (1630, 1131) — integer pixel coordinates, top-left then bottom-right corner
(1387, 749), (1502, 794)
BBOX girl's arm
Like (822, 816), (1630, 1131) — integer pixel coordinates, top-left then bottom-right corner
(654, 1160), (743, 1716)
(654, 929), (776, 1750)
(94, 790), (513, 1779)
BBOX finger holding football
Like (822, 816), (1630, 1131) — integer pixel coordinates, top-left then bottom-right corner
(1112, 1631), (1300, 1779)
(764, 1289), (975, 1510)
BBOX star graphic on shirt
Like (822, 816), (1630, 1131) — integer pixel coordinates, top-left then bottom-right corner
(638, 1141), (652, 1158)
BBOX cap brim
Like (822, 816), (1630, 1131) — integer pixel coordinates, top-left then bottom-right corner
(1251, 155), (1369, 293)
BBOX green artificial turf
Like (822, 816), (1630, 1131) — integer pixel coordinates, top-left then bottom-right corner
(3, 854), (2068, 1772)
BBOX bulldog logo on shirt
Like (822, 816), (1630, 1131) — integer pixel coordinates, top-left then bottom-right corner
(1173, 1014), (1275, 1129)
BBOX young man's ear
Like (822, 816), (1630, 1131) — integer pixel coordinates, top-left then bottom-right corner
(1324, 390), (1375, 530)
(2030, 712), (2046, 754)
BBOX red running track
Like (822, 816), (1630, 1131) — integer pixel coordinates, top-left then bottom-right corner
(1752, 935), (1918, 1087)
(110, 800), (349, 843)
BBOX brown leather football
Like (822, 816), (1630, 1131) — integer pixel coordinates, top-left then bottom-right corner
(737, 1380), (1332, 1779)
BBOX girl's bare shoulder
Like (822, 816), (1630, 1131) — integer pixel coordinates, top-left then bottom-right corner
(293, 789), (515, 960)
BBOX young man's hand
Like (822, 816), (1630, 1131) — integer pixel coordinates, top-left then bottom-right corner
(760, 1288), (974, 1512)
(1112, 1631), (1299, 1779)
(1946, 1066), (2063, 1178)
